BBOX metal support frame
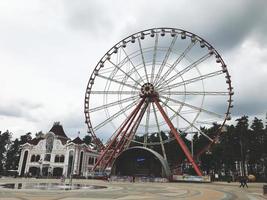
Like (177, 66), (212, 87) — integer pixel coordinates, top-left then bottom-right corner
(92, 98), (145, 171)
(153, 98), (203, 176)
(118, 101), (149, 153)
(92, 96), (203, 176)
(102, 101), (148, 169)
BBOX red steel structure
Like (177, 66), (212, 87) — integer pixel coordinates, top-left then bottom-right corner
(85, 28), (233, 176)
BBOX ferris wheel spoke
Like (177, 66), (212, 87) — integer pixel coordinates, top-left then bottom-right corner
(157, 52), (212, 89)
(121, 48), (145, 84)
(150, 33), (159, 83)
(97, 74), (139, 90)
(137, 38), (149, 83)
(124, 101), (149, 150)
(108, 60), (143, 87)
(161, 101), (214, 142)
(161, 91), (229, 96)
(159, 70), (224, 91)
(90, 91), (139, 95)
(145, 103), (151, 134)
(94, 100), (139, 131)
(152, 103), (167, 159)
(159, 95), (224, 119)
(153, 35), (178, 85)
(155, 41), (196, 87)
(89, 96), (138, 113)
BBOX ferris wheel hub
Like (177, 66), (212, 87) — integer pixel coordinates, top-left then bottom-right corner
(140, 83), (158, 98)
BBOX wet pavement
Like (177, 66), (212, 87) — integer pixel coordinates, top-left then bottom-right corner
(0, 178), (265, 200)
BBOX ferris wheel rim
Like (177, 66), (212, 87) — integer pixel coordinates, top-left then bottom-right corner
(84, 27), (233, 151)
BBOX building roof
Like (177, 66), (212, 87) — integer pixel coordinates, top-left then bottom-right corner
(49, 122), (68, 138)
(27, 137), (43, 145)
(71, 137), (85, 144)
(22, 122), (80, 147)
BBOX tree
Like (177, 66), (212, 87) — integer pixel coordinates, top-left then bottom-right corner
(83, 135), (92, 145)
(249, 118), (264, 162)
(0, 130), (12, 173)
(5, 139), (20, 170)
(19, 132), (32, 145)
(220, 125), (237, 172)
(246, 117), (265, 176)
(35, 131), (44, 138)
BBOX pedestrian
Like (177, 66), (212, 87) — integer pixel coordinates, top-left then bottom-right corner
(239, 176), (244, 187)
(243, 176), (248, 188)
(239, 176), (248, 188)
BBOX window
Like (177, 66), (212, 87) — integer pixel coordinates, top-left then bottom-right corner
(54, 155), (64, 163)
(36, 155), (40, 162)
(88, 157), (94, 165)
(31, 154), (41, 162)
(44, 154), (51, 161)
(31, 155), (36, 162)
(59, 155), (64, 163)
(67, 151), (74, 176)
(54, 155), (59, 163)
(79, 152), (83, 175)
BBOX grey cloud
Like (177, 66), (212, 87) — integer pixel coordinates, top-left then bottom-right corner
(57, 0), (267, 52)
(61, 0), (267, 53)
(0, 100), (43, 120)
(206, 97), (266, 119)
(20, 101), (43, 110)
(60, 110), (87, 139)
(62, 0), (114, 36)
(0, 105), (22, 118)
(115, 0), (267, 52)
(204, 1), (267, 52)
(206, 89), (267, 119)
(233, 100), (266, 117)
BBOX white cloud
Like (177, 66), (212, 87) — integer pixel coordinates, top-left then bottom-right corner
(0, 0), (266, 140)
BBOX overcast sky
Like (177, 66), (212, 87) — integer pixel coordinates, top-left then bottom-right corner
(0, 0), (266, 139)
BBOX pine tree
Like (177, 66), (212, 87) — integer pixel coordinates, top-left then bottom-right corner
(5, 139), (20, 170)
(0, 130), (12, 174)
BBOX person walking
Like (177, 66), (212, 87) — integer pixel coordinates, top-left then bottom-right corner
(243, 176), (248, 188)
(239, 176), (248, 188)
(239, 176), (244, 187)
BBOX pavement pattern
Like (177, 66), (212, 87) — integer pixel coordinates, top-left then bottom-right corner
(0, 178), (265, 200)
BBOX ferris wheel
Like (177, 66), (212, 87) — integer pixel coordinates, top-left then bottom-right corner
(84, 28), (233, 176)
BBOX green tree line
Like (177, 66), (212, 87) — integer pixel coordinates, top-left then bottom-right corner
(0, 116), (266, 180)
(131, 115), (267, 180)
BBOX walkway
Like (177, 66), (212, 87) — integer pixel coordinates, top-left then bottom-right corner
(0, 178), (265, 200)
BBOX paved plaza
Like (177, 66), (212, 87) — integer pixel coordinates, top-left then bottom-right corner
(0, 178), (266, 200)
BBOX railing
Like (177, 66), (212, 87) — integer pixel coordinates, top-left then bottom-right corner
(109, 176), (168, 183)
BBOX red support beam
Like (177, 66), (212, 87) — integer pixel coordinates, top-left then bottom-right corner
(117, 101), (149, 154)
(92, 98), (145, 171)
(154, 98), (203, 176)
(103, 101), (147, 169)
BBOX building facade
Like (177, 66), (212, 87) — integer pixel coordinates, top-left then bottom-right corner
(18, 122), (99, 177)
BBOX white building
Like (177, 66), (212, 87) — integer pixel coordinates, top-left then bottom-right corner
(18, 122), (99, 177)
